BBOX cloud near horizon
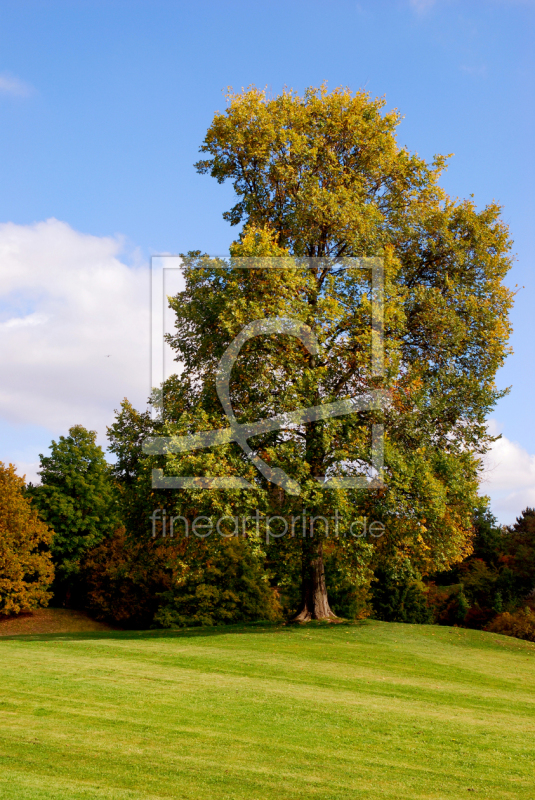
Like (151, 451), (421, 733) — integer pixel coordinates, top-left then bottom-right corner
(482, 421), (535, 525)
(0, 219), (151, 448)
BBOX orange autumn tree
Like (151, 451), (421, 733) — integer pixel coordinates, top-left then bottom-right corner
(0, 462), (54, 615)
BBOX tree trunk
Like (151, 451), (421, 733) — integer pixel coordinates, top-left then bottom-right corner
(292, 539), (338, 621)
(292, 280), (338, 622)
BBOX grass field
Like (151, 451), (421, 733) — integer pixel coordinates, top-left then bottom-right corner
(0, 620), (534, 799)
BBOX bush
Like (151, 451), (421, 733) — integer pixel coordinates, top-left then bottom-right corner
(426, 582), (458, 623)
(83, 529), (281, 629)
(486, 608), (535, 642)
(82, 526), (169, 628)
(153, 538), (282, 628)
(371, 568), (433, 624)
(463, 605), (496, 629)
(0, 462), (54, 615)
(428, 583), (485, 627)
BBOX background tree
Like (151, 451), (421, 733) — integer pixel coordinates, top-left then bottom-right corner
(426, 503), (535, 630)
(505, 508), (535, 595)
(151, 85), (512, 620)
(0, 462), (54, 615)
(28, 425), (120, 605)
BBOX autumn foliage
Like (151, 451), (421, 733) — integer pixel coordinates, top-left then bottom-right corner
(82, 525), (281, 629)
(0, 462), (54, 616)
(486, 608), (535, 642)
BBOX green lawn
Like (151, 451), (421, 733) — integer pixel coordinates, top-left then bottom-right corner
(0, 620), (534, 799)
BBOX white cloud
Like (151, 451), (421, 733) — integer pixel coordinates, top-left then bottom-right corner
(11, 461), (41, 486)
(481, 420), (535, 524)
(0, 72), (33, 97)
(0, 219), (151, 440)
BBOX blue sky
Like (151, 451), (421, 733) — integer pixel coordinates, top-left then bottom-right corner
(0, 0), (533, 521)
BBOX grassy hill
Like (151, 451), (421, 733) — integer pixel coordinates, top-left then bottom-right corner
(0, 619), (534, 799)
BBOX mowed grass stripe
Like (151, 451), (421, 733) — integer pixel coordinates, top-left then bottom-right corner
(5, 633), (533, 715)
(0, 620), (534, 799)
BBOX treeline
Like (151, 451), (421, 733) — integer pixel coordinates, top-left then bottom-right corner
(1, 420), (534, 643)
(372, 506), (535, 640)
(3, 420), (281, 629)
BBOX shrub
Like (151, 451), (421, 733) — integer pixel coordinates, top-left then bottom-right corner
(463, 605), (496, 629)
(83, 526), (173, 628)
(371, 568), (433, 624)
(0, 462), (54, 615)
(486, 608), (535, 642)
(426, 583), (472, 626)
(84, 528), (281, 629)
(456, 589), (471, 623)
(153, 538), (282, 628)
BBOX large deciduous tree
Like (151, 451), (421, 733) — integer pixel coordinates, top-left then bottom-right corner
(148, 86), (512, 620)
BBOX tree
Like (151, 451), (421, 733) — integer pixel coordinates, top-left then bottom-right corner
(0, 462), (54, 615)
(28, 425), (120, 603)
(107, 399), (156, 542)
(149, 85), (513, 620)
(506, 508), (535, 593)
(108, 399), (154, 488)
